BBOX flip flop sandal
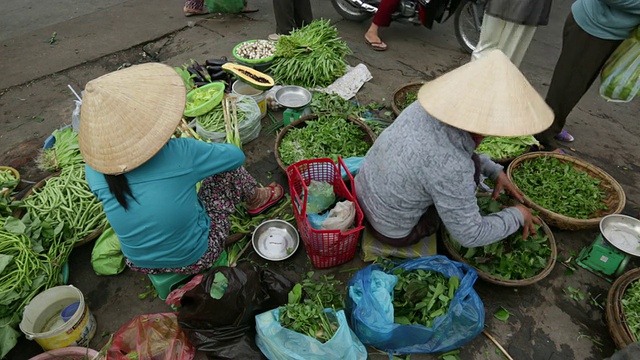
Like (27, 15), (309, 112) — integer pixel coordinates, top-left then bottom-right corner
(553, 129), (574, 142)
(365, 38), (387, 51)
(247, 184), (284, 216)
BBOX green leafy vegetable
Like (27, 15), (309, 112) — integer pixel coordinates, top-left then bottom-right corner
(476, 136), (539, 160)
(36, 127), (84, 172)
(511, 156), (608, 219)
(494, 307), (511, 322)
(622, 279), (640, 340)
(0, 170), (18, 191)
(278, 114), (372, 166)
(397, 90), (418, 112)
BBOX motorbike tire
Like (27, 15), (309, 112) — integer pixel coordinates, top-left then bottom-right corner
(454, 0), (485, 54)
(331, 0), (373, 22)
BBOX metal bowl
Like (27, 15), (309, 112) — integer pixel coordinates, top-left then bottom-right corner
(274, 86), (312, 109)
(600, 214), (640, 257)
(252, 220), (299, 261)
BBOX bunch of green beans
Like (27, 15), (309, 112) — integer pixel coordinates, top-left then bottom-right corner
(22, 164), (107, 241)
(196, 100), (249, 132)
(0, 169), (18, 190)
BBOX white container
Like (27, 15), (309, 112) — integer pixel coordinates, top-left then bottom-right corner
(232, 80), (267, 118)
(20, 285), (96, 351)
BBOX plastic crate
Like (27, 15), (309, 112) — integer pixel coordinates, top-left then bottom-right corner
(286, 158), (364, 269)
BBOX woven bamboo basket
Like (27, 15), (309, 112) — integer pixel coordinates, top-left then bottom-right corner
(274, 114), (377, 174)
(507, 152), (626, 231)
(606, 267), (640, 349)
(391, 82), (424, 116)
(16, 172), (104, 248)
(0, 166), (20, 195)
(439, 218), (557, 287)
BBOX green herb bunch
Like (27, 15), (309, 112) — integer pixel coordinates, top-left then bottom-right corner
(511, 156), (608, 219)
(392, 268), (460, 327)
(278, 114), (371, 166)
(36, 127), (84, 172)
(448, 196), (552, 280)
(622, 279), (640, 340)
(271, 20), (352, 88)
(310, 92), (391, 135)
(476, 136), (539, 160)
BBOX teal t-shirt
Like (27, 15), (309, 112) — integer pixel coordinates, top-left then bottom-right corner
(573, 0), (640, 40)
(85, 138), (245, 269)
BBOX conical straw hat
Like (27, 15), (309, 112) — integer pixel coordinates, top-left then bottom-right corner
(417, 50), (553, 137)
(79, 63), (186, 174)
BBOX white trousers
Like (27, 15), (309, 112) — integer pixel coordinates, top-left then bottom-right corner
(472, 13), (537, 67)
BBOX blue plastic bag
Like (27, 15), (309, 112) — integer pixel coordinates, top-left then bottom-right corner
(340, 157), (364, 179)
(346, 256), (484, 354)
(255, 308), (368, 360)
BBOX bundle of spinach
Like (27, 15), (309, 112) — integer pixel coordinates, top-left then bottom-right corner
(270, 20), (352, 88)
(447, 196), (552, 280)
(278, 274), (345, 343)
(392, 268), (460, 327)
(511, 156), (608, 219)
(278, 114), (372, 166)
(36, 127), (84, 172)
(476, 136), (539, 160)
(622, 279), (640, 340)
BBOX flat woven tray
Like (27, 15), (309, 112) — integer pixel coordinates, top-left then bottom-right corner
(507, 152), (626, 231)
(391, 82), (424, 116)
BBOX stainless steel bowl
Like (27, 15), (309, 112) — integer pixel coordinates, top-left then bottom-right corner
(274, 86), (312, 109)
(600, 214), (640, 256)
(252, 220), (300, 261)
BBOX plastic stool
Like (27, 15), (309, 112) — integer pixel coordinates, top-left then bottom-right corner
(147, 249), (229, 301)
(147, 272), (192, 301)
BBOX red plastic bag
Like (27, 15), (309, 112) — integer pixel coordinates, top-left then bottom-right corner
(107, 312), (196, 360)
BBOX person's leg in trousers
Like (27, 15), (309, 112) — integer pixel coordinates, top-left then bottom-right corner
(273, 0), (296, 35)
(370, 206), (440, 247)
(294, 0), (313, 29)
(539, 13), (621, 144)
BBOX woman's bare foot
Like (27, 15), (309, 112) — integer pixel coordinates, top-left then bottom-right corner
(364, 24), (387, 51)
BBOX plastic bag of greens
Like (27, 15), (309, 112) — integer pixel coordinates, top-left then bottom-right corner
(196, 95), (261, 144)
(255, 308), (367, 360)
(600, 27), (640, 103)
(346, 256), (484, 355)
(205, 0), (245, 13)
(306, 181), (335, 214)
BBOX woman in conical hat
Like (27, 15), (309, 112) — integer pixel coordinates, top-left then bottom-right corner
(355, 50), (552, 248)
(78, 63), (283, 274)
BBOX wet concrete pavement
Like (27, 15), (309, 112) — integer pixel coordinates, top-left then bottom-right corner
(2, 0), (639, 359)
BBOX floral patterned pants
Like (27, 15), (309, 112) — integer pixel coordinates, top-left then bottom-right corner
(126, 167), (257, 274)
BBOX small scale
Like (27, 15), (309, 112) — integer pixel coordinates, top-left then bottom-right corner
(577, 214), (640, 280)
(274, 86), (312, 125)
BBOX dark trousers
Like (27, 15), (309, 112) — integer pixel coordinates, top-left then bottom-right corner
(370, 206), (440, 247)
(273, 0), (313, 35)
(539, 13), (621, 142)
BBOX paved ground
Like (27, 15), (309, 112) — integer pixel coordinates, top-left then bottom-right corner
(2, 0), (639, 359)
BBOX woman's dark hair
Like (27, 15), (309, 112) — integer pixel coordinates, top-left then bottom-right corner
(104, 174), (135, 210)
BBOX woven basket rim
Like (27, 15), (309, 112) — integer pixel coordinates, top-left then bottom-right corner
(274, 114), (377, 174)
(15, 171), (103, 248)
(440, 218), (557, 287)
(391, 82), (425, 116)
(506, 152), (626, 228)
(606, 267), (640, 348)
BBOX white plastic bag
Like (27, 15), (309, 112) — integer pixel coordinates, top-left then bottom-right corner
(600, 27), (640, 103)
(321, 200), (355, 232)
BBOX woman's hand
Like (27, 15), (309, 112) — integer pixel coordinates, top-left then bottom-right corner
(492, 172), (525, 202)
(513, 204), (541, 239)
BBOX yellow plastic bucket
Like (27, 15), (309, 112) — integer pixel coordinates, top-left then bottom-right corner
(232, 80), (267, 118)
(19, 285), (96, 351)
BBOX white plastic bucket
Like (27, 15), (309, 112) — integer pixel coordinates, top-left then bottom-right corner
(232, 80), (267, 118)
(19, 285), (97, 351)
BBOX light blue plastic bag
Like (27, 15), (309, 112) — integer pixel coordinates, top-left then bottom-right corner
(346, 256), (484, 355)
(255, 308), (368, 360)
(340, 157), (364, 179)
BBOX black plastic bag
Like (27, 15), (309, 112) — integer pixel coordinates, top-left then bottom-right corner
(177, 263), (294, 359)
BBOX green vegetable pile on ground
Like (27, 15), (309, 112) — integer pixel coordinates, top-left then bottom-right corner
(278, 114), (372, 166)
(21, 164), (107, 242)
(392, 268), (460, 327)
(270, 20), (352, 88)
(278, 273), (345, 343)
(511, 156), (608, 219)
(0, 195), (75, 357)
(622, 279), (640, 340)
(36, 127), (84, 172)
(447, 196), (552, 280)
(310, 92), (391, 136)
(0, 170), (18, 191)
(476, 136), (539, 160)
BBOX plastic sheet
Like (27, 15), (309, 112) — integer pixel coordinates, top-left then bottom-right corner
(346, 256), (484, 354)
(600, 27), (640, 103)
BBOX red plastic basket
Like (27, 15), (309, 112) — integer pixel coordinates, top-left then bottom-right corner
(286, 158), (364, 269)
